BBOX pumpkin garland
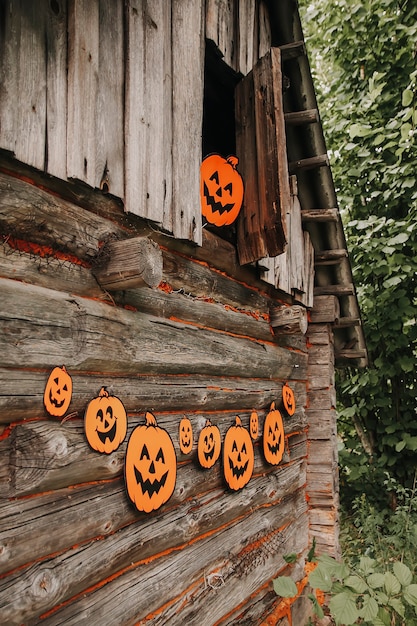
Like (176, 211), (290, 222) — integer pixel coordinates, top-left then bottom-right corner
(125, 412), (177, 513)
(179, 416), (193, 455)
(200, 154), (244, 227)
(43, 365), (73, 417)
(84, 387), (127, 454)
(223, 416), (254, 491)
(282, 382), (296, 416)
(263, 402), (285, 466)
(197, 419), (221, 469)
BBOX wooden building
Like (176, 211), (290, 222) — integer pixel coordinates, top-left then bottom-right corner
(0, 1), (367, 624)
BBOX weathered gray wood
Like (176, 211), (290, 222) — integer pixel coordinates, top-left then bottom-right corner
(171, 0), (204, 244)
(92, 237), (163, 290)
(335, 349), (368, 360)
(205, 0), (236, 69)
(289, 154), (330, 174)
(0, 457), (306, 578)
(315, 249), (348, 265)
(67, 0), (99, 186)
(285, 109), (319, 126)
(0, 402), (307, 496)
(310, 295), (340, 323)
(45, 0), (68, 180)
(30, 496), (308, 626)
(314, 283), (354, 297)
(0, 0), (20, 154)
(301, 208), (339, 223)
(257, 0), (271, 59)
(96, 0), (124, 199)
(237, 0), (256, 74)
(279, 40), (306, 60)
(0, 367), (307, 426)
(270, 305), (308, 335)
(299, 230), (315, 308)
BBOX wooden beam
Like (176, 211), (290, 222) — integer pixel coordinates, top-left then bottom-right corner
(301, 208), (339, 223)
(279, 41), (306, 60)
(314, 284), (354, 297)
(270, 305), (308, 335)
(310, 295), (340, 324)
(335, 349), (367, 360)
(315, 249), (348, 265)
(92, 237), (163, 290)
(284, 109), (319, 126)
(336, 317), (361, 328)
(288, 154), (329, 174)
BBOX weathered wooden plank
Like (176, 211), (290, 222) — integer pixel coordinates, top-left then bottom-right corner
(205, 0), (236, 69)
(307, 410), (337, 440)
(95, 0), (124, 199)
(0, 406), (307, 496)
(270, 305), (308, 335)
(67, 0), (99, 186)
(45, 0), (67, 180)
(285, 109), (319, 126)
(0, 459), (306, 578)
(0, 366), (308, 425)
(257, 0), (271, 59)
(310, 295), (340, 323)
(237, 0), (256, 74)
(289, 154), (329, 174)
(0, 0), (20, 154)
(0, 278), (303, 378)
(31, 496), (308, 626)
(313, 283), (354, 297)
(171, 0), (204, 244)
(301, 208), (339, 222)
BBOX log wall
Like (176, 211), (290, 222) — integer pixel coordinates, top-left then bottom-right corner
(0, 168), (311, 625)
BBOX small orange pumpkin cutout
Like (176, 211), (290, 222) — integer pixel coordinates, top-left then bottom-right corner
(179, 416), (193, 455)
(43, 365), (73, 417)
(200, 154), (244, 227)
(197, 419), (221, 469)
(263, 402), (285, 466)
(84, 387), (127, 454)
(223, 416), (254, 491)
(125, 412), (177, 513)
(282, 382), (296, 416)
(249, 410), (259, 441)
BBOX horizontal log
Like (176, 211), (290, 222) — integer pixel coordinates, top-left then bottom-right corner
(335, 349), (368, 360)
(279, 40), (306, 60)
(0, 407), (307, 497)
(270, 305), (308, 335)
(92, 236), (163, 290)
(314, 249), (348, 265)
(0, 457), (306, 578)
(335, 317), (361, 328)
(301, 208), (339, 223)
(0, 369), (308, 425)
(0, 277), (302, 378)
(284, 109), (319, 126)
(32, 497), (308, 626)
(313, 283), (354, 297)
(288, 155), (329, 174)
(310, 295), (340, 324)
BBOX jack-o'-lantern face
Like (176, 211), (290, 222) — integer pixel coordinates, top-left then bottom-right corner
(125, 412), (176, 513)
(43, 365), (73, 417)
(249, 411), (259, 441)
(200, 154), (244, 227)
(84, 387), (127, 454)
(282, 383), (296, 416)
(263, 402), (285, 466)
(197, 419), (221, 469)
(179, 416), (193, 455)
(223, 416), (254, 491)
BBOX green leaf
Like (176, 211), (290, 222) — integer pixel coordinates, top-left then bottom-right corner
(272, 576), (298, 598)
(359, 556), (376, 575)
(393, 562), (413, 587)
(283, 553), (297, 564)
(384, 571), (401, 596)
(329, 591), (359, 625)
(358, 594), (379, 621)
(309, 565), (333, 592)
(395, 440), (406, 452)
(367, 573), (385, 589)
(308, 593), (325, 619)
(344, 575), (368, 593)
(402, 89), (413, 107)
(403, 584), (417, 606)
(388, 597), (405, 618)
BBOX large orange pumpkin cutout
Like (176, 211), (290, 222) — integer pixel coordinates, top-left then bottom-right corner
(197, 419), (221, 469)
(125, 412), (176, 513)
(282, 382), (296, 416)
(223, 416), (254, 491)
(263, 402), (285, 466)
(200, 154), (244, 227)
(84, 387), (127, 454)
(249, 410), (259, 441)
(179, 416), (193, 455)
(43, 365), (73, 417)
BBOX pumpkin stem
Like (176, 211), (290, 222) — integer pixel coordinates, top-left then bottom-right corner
(270, 401), (276, 410)
(98, 387), (109, 398)
(235, 416), (242, 426)
(204, 419), (212, 427)
(226, 155), (239, 169)
(145, 412), (157, 427)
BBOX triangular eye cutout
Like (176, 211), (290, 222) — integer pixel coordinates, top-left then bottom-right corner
(209, 171), (219, 184)
(224, 182), (232, 194)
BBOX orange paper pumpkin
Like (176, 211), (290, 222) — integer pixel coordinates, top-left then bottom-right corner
(125, 412), (177, 513)
(282, 382), (296, 416)
(200, 154), (244, 227)
(249, 410), (259, 441)
(179, 416), (193, 455)
(197, 419), (221, 469)
(84, 387), (127, 454)
(43, 365), (73, 417)
(263, 402), (285, 466)
(223, 416), (254, 491)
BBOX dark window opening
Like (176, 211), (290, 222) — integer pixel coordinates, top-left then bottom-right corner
(202, 40), (241, 160)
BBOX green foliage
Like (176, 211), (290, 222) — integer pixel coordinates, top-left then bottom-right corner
(274, 555), (417, 625)
(299, 0), (417, 495)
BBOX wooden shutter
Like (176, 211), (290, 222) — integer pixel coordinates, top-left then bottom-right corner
(235, 47), (290, 265)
